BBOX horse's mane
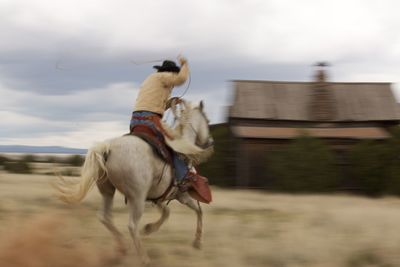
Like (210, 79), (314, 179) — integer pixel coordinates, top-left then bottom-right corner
(162, 100), (214, 165)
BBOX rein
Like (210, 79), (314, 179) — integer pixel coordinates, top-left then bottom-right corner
(188, 123), (212, 149)
(186, 110), (214, 149)
(149, 179), (176, 204)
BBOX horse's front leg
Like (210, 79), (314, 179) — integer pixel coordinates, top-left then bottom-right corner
(178, 194), (203, 249)
(142, 202), (170, 235)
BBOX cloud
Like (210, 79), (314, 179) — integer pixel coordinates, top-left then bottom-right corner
(0, 81), (135, 147)
(2, 0), (400, 92)
(0, 81), (137, 119)
(0, 121), (128, 148)
(1, 0), (400, 147)
(2, 0), (399, 60)
(0, 80), (225, 147)
(0, 107), (129, 148)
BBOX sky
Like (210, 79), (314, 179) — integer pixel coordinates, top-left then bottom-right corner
(1, 0), (400, 148)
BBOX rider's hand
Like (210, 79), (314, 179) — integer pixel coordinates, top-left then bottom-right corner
(178, 56), (187, 66)
(165, 97), (182, 110)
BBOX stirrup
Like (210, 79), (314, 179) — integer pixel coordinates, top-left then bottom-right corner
(177, 179), (191, 192)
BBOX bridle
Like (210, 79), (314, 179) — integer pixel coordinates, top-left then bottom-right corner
(186, 109), (214, 149)
(169, 99), (214, 149)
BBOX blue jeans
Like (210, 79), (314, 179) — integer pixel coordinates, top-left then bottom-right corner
(173, 153), (189, 181)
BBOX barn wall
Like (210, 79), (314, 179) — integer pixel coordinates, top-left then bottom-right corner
(233, 135), (391, 190)
(235, 139), (285, 188)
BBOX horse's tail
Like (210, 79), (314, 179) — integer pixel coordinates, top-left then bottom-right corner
(54, 141), (111, 204)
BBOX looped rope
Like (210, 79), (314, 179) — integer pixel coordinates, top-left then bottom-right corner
(130, 59), (164, 65)
(178, 72), (191, 98)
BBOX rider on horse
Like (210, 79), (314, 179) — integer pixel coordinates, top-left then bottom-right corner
(130, 56), (202, 192)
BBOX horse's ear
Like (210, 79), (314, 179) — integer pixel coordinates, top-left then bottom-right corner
(199, 100), (204, 111)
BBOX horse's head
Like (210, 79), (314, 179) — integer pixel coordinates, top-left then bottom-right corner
(167, 99), (214, 165)
(181, 100), (214, 150)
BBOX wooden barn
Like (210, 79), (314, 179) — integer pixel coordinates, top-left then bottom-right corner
(228, 64), (400, 187)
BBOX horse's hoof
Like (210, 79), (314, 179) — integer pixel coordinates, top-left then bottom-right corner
(141, 255), (151, 266)
(117, 245), (128, 256)
(192, 239), (202, 250)
(142, 223), (157, 236)
(104, 255), (123, 266)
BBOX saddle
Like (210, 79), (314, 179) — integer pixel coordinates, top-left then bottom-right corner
(128, 124), (173, 165)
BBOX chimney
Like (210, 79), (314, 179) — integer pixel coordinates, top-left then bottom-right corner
(309, 62), (337, 121)
(315, 61), (328, 83)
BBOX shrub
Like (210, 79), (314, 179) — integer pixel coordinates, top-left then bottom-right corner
(268, 135), (339, 193)
(4, 161), (32, 174)
(22, 154), (37, 163)
(64, 155), (84, 166)
(44, 155), (66, 164)
(349, 137), (400, 196)
(384, 127), (400, 195)
(198, 124), (236, 187)
(0, 155), (9, 166)
(349, 141), (384, 196)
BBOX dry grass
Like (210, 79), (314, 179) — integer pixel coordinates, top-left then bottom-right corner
(1, 171), (400, 267)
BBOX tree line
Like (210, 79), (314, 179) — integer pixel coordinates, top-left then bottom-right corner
(199, 125), (400, 197)
(0, 154), (84, 174)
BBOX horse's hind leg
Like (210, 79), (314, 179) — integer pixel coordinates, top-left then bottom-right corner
(127, 194), (150, 265)
(178, 194), (203, 249)
(142, 202), (170, 235)
(97, 179), (127, 255)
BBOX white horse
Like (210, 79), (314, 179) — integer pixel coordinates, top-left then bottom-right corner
(54, 100), (213, 264)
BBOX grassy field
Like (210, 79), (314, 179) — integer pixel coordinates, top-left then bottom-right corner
(1, 171), (400, 267)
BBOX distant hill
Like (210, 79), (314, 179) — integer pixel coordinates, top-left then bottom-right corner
(0, 145), (87, 154)
(0, 123), (228, 155)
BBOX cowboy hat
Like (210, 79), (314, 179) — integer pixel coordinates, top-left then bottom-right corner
(153, 60), (180, 73)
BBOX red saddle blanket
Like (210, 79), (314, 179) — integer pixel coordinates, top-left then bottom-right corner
(128, 124), (173, 165)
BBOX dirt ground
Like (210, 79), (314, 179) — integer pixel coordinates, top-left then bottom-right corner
(1, 171), (400, 267)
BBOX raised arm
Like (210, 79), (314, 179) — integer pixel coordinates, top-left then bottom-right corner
(159, 57), (189, 87)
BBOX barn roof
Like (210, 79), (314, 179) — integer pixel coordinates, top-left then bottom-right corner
(230, 80), (400, 121)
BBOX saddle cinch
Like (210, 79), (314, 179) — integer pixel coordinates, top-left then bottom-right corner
(128, 124), (212, 204)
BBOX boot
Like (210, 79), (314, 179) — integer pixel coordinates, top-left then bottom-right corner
(178, 172), (212, 204)
(177, 171), (196, 192)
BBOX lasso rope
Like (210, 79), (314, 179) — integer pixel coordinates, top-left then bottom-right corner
(130, 59), (164, 65)
(56, 55), (192, 111)
(178, 72), (191, 98)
